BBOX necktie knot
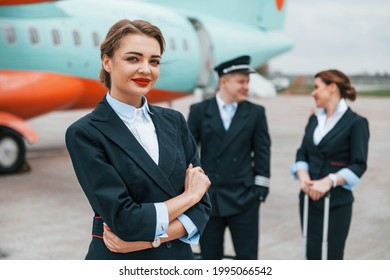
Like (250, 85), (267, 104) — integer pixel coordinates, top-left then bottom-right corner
(222, 103), (235, 130)
(223, 104), (233, 112)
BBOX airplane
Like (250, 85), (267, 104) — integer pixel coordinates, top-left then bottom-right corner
(0, 0), (293, 174)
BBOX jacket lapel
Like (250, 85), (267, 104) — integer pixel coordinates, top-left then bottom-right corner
(205, 98), (226, 139)
(149, 105), (178, 179)
(217, 101), (249, 156)
(318, 108), (355, 147)
(89, 98), (177, 197)
(307, 115), (318, 147)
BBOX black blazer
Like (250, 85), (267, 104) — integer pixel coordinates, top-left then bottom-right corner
(188, 97), (271, 216)
(295, 108), (369, 208)
(65, 97), (211, 259)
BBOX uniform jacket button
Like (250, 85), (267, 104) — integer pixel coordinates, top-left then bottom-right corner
(165, 241), (172, 249)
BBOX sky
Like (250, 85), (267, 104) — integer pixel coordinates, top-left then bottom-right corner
(269, 0), (390, 75)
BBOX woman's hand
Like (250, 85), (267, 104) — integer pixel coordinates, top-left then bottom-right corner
(297, 170), (311, 194)
(184, 164), (211, 204)
(165, 164), (211, 223)
(103, 219), (187, 253)
(306, 177), (333, 201)
(103, 224), (150, 253)
(301, 180), (312, 194)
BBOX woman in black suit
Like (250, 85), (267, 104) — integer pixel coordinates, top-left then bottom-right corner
(65, 19), (211, 259)
(290, 69), (369, 259)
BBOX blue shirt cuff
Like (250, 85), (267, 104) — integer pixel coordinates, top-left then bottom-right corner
(177, 214), (200, 244)
(290, 161), (309, 180)
(337, 168), (360, 191)
(154, 203), (169, 238)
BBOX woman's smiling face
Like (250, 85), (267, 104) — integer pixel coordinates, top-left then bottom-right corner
(102, 34), (161, 105)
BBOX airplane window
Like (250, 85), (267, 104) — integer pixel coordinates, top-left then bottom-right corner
(28, 27), (39, 45)
(183, 39), (189, 51)
(3, 25), (16, 44)
(170, 38), (176, 51)
(92, 32), (100, 47)
(73, 30), (81, 46)
(51, 29), (61, 46)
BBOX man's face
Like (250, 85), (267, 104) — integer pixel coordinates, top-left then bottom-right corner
(220, 72), (250, 103)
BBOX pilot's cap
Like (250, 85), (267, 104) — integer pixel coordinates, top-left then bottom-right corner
(214, 55), (256, 78)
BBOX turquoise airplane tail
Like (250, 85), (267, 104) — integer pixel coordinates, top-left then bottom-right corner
(147, 0), (288, 30)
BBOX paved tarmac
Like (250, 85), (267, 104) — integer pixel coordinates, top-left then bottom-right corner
(0, 94), (389, 260)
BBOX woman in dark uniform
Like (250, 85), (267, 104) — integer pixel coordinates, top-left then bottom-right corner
(66, 19), (211, 259)
(290, 69), (369, 259)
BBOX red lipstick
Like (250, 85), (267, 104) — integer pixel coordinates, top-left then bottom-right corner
(132, 78), (150, 87)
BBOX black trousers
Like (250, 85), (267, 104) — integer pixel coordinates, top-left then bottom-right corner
(200, 201), (261, 260)
(300, 200), (352, 260)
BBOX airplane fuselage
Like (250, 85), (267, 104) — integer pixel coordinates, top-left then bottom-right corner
(0, 1), (206, 117)
(0, 0), (292, 174)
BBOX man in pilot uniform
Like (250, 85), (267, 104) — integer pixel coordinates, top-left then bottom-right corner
(187, 55), (271, 260)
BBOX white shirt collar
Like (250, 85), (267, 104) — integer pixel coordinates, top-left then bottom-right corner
(216, 93), (238, 110)
(315, 98), (348, 118)
(106, 92), (153, 123)
(313, 98), (348, 145)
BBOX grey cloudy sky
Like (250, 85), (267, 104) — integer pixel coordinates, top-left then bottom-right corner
(269, 0), (390, 75)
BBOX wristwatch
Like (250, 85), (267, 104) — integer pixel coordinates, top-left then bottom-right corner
(328, 173), (337, 188)
(151, 237), (161, 248)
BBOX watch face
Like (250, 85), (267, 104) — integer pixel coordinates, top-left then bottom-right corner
(152, 237), (161, 248)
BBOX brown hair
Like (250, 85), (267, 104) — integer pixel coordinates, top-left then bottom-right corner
(99, 19), (166, 89)
(314, 69), (357, 101)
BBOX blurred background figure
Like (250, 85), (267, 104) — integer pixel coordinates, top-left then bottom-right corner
(188, 55), (271, 260)
(290, 69), (369, 259)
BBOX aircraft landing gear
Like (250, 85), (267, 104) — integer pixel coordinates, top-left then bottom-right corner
(0, 128), (26, 175)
